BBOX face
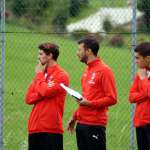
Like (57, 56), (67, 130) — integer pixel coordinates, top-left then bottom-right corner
(38, 50), (50, 65)
(135, 52), (148, 68)
(76, 43), (88, 63)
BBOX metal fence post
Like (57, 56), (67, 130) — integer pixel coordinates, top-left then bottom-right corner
(0, 0), (5, 149)
(130, 0), (137, 149)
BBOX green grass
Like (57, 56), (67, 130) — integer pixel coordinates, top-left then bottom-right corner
(4, 23), (149, 150)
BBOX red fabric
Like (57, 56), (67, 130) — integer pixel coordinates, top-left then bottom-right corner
(129, 74), (150, 127)
(25, 64), (69, 134)
(74, 58), (117, 126)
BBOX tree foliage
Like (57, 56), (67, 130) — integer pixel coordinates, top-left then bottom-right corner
(137, 0), (150, 31)
(11, 0), (89, 32)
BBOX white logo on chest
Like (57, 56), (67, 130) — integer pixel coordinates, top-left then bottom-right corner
(88, 72), (96, 84)
(147, 71), (150, 77)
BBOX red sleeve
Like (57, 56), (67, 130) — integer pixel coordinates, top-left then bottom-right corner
(72, 110), (78, 120)
(25, 81), (43, 105)
(35, 72), (69, 98)
(129, 75), (148, 103)
(140, 78), (150, 98)
(90, 69), (117, 108)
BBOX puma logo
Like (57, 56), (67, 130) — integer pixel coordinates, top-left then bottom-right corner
(92, 134), (99, 140)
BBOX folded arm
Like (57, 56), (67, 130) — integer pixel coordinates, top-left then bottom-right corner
(25, 81), (43, 105)
(35, 72), (69, 98)
(129, 75), (149, 103)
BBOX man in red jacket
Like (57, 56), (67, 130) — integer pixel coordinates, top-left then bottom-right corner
(129, 42), (150, 150)
(25, 42), (69, 150)
(67, 36), (117, 150)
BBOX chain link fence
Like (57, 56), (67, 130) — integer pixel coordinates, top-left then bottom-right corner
(1, 0), (150, 149)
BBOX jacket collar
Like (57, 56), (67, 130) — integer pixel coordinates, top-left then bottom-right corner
(46, 64), (59, 74)
(87, 57), (102, 68)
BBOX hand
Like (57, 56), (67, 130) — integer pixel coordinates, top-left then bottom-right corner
(78, 97), (91, 106)
(67, 117), (76, 134)
(137, 68), (147, 80)
(35, 63), (46, 73)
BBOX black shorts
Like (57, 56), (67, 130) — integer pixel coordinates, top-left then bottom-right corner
(76, 123), (106, 150)
(136, 124), (150, 150)
(28, 132), (63, 150)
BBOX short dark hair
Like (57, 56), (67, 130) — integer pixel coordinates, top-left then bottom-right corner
(38, 42), (59, 61)
(134, 42), (150, 57)
(78, 36), (99, 56)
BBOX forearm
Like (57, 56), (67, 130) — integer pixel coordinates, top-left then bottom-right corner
(25, 84), (43, 105)
(129, 92), (147, 103)
(25, 92), (43, 105)
(89, 96), (117, 108)
(35, 72), (69, 98)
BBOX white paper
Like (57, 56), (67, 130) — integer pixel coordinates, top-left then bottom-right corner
(60, 83), (82, 100)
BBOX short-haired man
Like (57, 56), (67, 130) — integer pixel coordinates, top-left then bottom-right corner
(67, 36), (117, 150)
(129, 42), (150, 150)
(25, 42), (69, 150)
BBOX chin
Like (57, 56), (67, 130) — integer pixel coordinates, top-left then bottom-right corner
(41, 62), (46, 65)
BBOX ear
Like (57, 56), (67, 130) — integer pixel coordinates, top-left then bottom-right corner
(88, 49), (94, 55)
(85, 48), (91, 56)
(48, 53), (53, 59)
(144, 56), (150, 64)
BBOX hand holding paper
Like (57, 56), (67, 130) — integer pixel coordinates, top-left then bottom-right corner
(60, 83), (82, 101)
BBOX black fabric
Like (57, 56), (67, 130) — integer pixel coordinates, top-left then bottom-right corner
(28, 132), (63, 150)
(76, 123), (106, 150)
(136, 124), (150, 150)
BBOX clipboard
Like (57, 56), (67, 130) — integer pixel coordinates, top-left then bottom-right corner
(60, 83), (82, 101)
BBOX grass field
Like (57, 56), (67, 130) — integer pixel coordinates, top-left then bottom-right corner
(3, 24), (150, 150)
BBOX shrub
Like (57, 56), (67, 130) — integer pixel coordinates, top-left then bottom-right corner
(70, 29), (91, 40)
(5, 10), (13, 22)
(109, 34), (124, 47)
(70, 30), (103, 42)
(103, 18), (113, 33)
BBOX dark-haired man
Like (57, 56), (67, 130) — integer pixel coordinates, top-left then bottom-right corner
(67, 36), (117, 150)
(129, 42), (150, 150)
(25, 42), (69, 150)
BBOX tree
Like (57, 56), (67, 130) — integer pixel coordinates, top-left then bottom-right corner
(52, 0), (70, 32)
(137, 0), (150, 31)
(69, 0), (89, 17)
(12, 0), (29, 17)
(69, 0), (81, 17)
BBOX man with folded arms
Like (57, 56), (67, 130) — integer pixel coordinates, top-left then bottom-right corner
(129, 42), (150, 150)
(25, 42), (69, 150)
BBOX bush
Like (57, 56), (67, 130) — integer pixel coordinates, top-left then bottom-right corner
(70, 30), (103, 42)
(52, 13), (69, 33)
(109, 34), (124, 47)
(70, 29), (91, 40)
(5, 10), (13, 22)
(103, 18), (113, 32)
